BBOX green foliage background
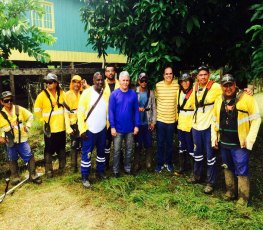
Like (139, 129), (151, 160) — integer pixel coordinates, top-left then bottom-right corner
(0, 0), (56, 67)
(81, 0), (262, 83)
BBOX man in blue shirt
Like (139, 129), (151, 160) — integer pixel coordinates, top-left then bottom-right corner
(109, 71), (140, 177)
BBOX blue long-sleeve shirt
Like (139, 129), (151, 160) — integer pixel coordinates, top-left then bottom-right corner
(109, 88), (140, 133)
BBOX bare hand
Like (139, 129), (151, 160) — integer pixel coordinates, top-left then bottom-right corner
(111, 128), (117, 137)
(149, 123), (155, 131)
(134, 127), (139, 135)
(213, 140), (219, 150)
(244, 88), (253, 96)
(82, 79), (89, 89)
(241, 141), (247, 148)
(139, 107), (145, 112)
(0, 137), (6, 144)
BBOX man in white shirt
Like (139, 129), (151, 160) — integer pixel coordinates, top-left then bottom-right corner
(77, 72), (110, 188)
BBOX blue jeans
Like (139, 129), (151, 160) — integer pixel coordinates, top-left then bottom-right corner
(81, 128), (106, 178)
(113, 132), (133, 173)
(156, 121), (175, 167)
(6, 141), (32, 162)
(220, 145), (249, 176)
(192, 127), (216, 185)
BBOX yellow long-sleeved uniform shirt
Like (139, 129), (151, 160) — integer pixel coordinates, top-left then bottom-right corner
(64, 90), (81, 134)
(34, 89), (66, 133)
(177, 89), (195, 132)
(212, 92), (261, 150)
(192, 82), (222, 130)
(0, 105), (33, 143)
(155, 80), (179, 124)
(104, 79), (120, 95)
(77, 87), (110, 135)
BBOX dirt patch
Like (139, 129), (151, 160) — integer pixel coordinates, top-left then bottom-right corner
(0, 176), (118, 230)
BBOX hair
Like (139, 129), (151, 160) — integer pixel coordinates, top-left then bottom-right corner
(93, 71), (103, 80)
(119, 71), (130, 80)
(163, 65), (174, 74)
(105, 63), (116, 71)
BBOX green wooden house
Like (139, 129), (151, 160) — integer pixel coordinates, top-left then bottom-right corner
(9, 0), (126, 66)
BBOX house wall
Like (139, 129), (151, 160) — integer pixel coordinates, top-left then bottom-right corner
(9, 0), (126, 64)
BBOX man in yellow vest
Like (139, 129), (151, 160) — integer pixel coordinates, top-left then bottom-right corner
(188, 66), (222, 194)
(0, 91), (41, 184)
(34, 73), (66, 178)
(64, 75), (82, 172)
(212, 74), (261, 206)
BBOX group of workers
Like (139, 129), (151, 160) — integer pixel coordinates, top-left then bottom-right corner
(0, 64), (261, 207)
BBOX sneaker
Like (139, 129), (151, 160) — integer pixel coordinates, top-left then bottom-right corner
(165, 164), (174, 172)
(204, 184), (214, 194)
(155, 165), (164, 173)
(82, 179), (91, 189)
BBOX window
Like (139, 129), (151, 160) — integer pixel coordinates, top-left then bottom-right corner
(31, 1), (55, 33)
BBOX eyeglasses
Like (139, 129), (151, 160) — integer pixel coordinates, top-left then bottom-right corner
(45, 80), (56, 85)
(3, 98), (13, 103)
(140, 79), (148, 83)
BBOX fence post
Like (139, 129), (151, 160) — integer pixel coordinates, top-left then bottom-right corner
(9, 72), (15, 101)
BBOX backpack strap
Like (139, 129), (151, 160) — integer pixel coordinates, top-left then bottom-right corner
(193, 80), (214, 123)
(63, 102), (76, 113)
(15, 105), (21, 143)
(0, 110), (14, 137)
(178, 88), (194, 113)
(56, 89), (63, 108)
(43, 89), (54, 124)
(84, 89), (104, 122)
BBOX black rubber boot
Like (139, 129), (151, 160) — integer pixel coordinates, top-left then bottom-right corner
(44, 152), (53, 178)
(70, 149), (78, 172)
(237, 176), (250, 207)
(58, 149), (66, 175)
(9, 161), (21, 186)
(224, 169), (235, 200)
(28, 156), (42, 184)
(105, 149), (110, 170)
(178, 151), (186, 174)
(145, 148), (153, 170)
(133, 146), (141, 174)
